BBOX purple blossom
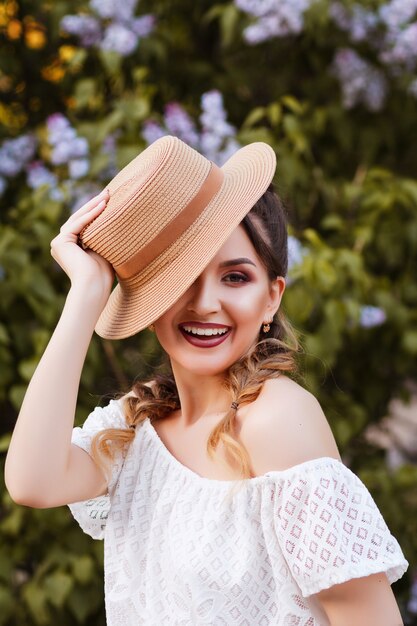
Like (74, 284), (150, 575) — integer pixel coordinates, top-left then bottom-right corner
(199, 90), (239, 165)
(0, 134), (37, 178)
(50, 136), (89, 166)
(26, 161), (58, 189)
(329, 2), (379, 43)
(47, 114), (77, 149)
(100, 23), (139, 55)
(68, 158), (90, 179)
(331, 49), (388, 112)
(142, 121), (167, 145)
(408, 571), (417, 615)
(60, 1), (155, 57)
(60, 15), (102, 47)
(0, 176), (6, 196)
(164, 103), (200, 147)
(359, 305), (387, 328)
(46, 114), (90, 170)
(98, 131), (120, 180)
(142, 90), (240, 165)
(380, 22), (417, 71)
(288, 235), (308, 270)
(131, 15), (156, 37)
(69, 182), (102, 213)
(379, 0), (417, 32)
(236, 0), (314, 43)
(90, 0), (138, 21)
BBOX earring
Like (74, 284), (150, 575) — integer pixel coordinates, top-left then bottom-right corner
(262, 319), (272, 333)
(148, 324), (155, 332)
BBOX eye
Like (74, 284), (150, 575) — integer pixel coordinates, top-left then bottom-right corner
(223, 272), (250, 284)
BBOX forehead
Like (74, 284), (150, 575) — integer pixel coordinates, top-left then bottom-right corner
(205, 223), (261, 268)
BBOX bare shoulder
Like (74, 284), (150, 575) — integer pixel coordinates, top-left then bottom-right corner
(241, 375), (341, 475)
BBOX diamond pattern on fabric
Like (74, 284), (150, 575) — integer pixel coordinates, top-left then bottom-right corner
(67, 400), (409, 625)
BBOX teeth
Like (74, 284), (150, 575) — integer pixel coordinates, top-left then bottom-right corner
(182, 326), (229, 336)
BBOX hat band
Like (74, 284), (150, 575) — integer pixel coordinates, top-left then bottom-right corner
(114, 162), (224, 281)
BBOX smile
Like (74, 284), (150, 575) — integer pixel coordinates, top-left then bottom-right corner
(179, 326), (232, 348)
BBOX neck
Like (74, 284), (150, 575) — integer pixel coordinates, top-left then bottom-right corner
(169, 360), (233, 427)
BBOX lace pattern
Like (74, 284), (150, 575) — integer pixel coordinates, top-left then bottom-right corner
(67, 402), (409, 625)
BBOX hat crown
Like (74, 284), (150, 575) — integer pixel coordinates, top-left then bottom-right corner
(80, 136), (212, 267)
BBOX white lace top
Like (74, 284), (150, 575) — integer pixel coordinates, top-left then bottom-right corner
(68, 399), (409, 626)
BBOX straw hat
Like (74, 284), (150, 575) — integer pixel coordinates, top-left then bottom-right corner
(79, 135), (276, 340)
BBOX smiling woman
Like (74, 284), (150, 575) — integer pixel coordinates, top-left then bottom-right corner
(5, 136), (408, 626)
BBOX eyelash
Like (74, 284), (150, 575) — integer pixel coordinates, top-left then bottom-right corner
(224, 272), (250, 284)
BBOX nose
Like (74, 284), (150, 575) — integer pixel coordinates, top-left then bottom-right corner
(185, 275), (222, 316)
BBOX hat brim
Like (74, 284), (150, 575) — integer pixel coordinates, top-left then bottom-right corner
(95, 141), (276, 339)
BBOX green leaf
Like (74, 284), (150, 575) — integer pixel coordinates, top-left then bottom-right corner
(0, 324), (10, 345)
(44, 571), (73, 608)
(18, 357), (38, 382)
(9, 385), (27, 411)
(281, 95), (305, 114)
(242, 107), (266, 129)
(401, 330), (417, 355)
(22, 582), (50, 624)
(71, 555), (94, 584)
(0, 433), (11, 453)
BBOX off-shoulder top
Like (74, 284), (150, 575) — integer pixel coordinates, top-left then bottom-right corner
(68, 399), (409, 626)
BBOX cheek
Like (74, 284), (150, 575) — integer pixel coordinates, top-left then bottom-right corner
(228, 287), (267, 321)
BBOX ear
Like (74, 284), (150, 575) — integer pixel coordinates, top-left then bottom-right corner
(267, 276), (286, 318)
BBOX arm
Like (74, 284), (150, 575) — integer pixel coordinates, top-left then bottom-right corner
(315, 572), (404, 626)
(5, 189), (115, 508)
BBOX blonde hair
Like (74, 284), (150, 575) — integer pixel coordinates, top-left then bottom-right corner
(90, 183), (305, 487)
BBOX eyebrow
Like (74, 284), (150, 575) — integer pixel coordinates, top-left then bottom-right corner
(218, 257), (257, 268)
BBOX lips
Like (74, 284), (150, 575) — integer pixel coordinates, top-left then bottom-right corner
(179, 322), (232, 348)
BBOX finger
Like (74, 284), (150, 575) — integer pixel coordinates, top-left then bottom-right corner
(67, 188), (110, 221)
(60, 199), (107, 235)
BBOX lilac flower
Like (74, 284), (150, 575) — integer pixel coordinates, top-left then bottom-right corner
(60, 1), (155, 57)
(100, 23), (139, 55)
(98, 131), (120, 180)
(199, 90), (239, 164)
(288, 235), (308, 270)
(164, 103), (200, 148)
(236, 0), (314, 43)
(0, 134), (37, 178)
(359, 305), (387, 328)
(26, 161), (58, 189)
(69, 183), (102, 213)
(46, 114), (90, 173)
(0, 176), (6, 196)
(131, 15), (156, 37)
(408, 571), (417, 615)
(379, 0), (417, 32)
(331, 49), (388, 112)
(50, 136), (89, 167)
(142, 90), (240, 165)
(329, 2), (379, 43)
(142, 121), (167, 145)
(68, 158), (90, 179)
(380, 23), (417, 71)
(60, 15), (102, 47)
(90, 0), (138, 21)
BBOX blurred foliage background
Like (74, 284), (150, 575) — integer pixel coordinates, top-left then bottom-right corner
(1, 0), (417, 623)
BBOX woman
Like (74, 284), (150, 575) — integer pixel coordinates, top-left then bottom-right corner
(5, 136), (408, 625)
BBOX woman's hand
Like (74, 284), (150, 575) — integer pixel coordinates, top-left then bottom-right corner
(50, 189), (114, 304)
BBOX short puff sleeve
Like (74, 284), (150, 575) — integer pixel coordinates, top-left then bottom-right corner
(67, 398), (128, 540)
(270, 457), (409, 597)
